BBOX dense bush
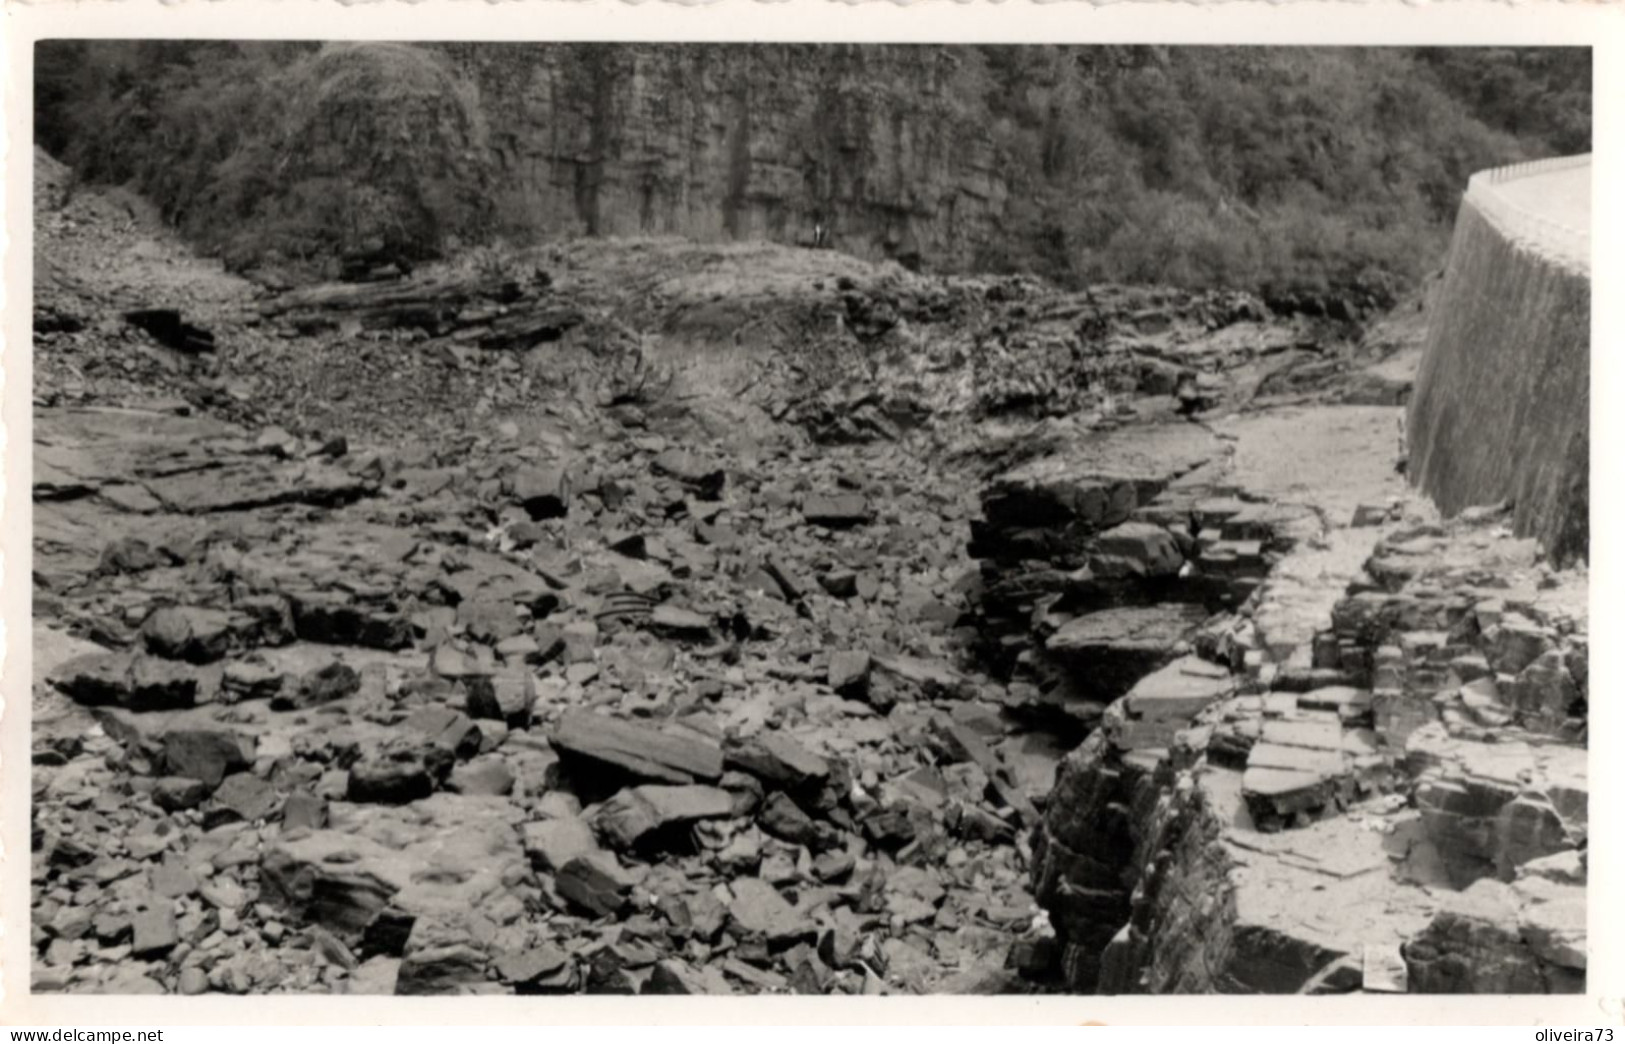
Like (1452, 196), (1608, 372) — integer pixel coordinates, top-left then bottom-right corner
(35, 42), (1589, 292)
(970, 45), (1585, 295)
(38, 41), (493, 273)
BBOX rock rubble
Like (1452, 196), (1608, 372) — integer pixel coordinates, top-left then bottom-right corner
(29, 151), (1583, 997)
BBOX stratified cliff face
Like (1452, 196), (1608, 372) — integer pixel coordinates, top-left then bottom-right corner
(449, 44), (1008, 271)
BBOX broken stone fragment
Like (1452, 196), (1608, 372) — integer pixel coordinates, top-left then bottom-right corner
(493, 945), (571, 991)
(456, 599), (524, 643)
(585, 943), (651, 994)
(1351, 503), (1393, 527)
(511, 464), (570, 521)
(97, 537), (167, 575)
(395, 911), (492, 996)
(644, 958), (733, 994)
(812, 849), (855, 883)
(818, 569), (859, 598)
(555, 850), (634, 918)
(258, 826), (419, 936)
(405, 705), (484, 760)
(448, 756), (515, 797)
(279, 660), (360, 710)
(1088, 521), (1184, 578)
(286, 591), (412, 651)
(551, 709), (724, 784)
(719, 770), (765, 816)
(592, 784), (735, 850)
(827, 651), (872, 699)
(130, 656), (208, 710)
(889, 765), (949, 812)
(51, 652), (202, 711)
(161, 727), (255, 788)
(1045, 604), (1209, 701)
(723, 732), (831, 788)
(647, 604), (712, 640)
(785, 945), (836, 993)
(1494, 793), (1572, 881)
(756, 791), (830, 850)
(801, 493), (873, 529)
(282, 789), (328, 831)
(861, 806), (920, 848)
(141, 606), (236, 664)
(522, 816), (599, 873)
(430, 641), (490, 680)
(129, 906), (179, 959)
(1518, 896), (1585, 971)
(152, 776), (212, 812)
(660, 889), (729, 942)
(463, 670), (537, 729)
(949, 802), (1017, 843)
(868, 653), (968, 709)
(727, 877), (810, 946)
(1403, 879), (1575, 993)
(1489, 615), (1554, 675)
(347, 738), (455, 804)
(253, 426), (298, 458)
(1107, 655), (1236, 751)
(222, 658), (285, 701)
(1361, 944), (1408, 993)
(151, 855), (200, 898)
(884, 865), (946, 925)
(1510, 650), (1579, 735)
(928, 715), (999, 772)
(651, 449), (725, 500)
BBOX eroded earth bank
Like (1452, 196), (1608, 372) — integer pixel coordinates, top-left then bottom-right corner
(29, 151), (1587, 996)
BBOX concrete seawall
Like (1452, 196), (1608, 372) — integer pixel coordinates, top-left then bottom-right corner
(1406, 156), (1591, 563)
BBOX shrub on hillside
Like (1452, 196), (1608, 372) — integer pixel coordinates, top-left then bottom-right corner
(212, 43), (494, 272)
(37, 40), (493, 276)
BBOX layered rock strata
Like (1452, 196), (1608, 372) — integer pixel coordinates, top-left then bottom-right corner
(1007, 445), (1587, 993)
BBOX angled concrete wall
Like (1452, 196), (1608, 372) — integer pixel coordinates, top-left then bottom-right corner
(1406, 156), (1591, 563)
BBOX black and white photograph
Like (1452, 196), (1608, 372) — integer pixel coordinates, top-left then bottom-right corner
(6, 26), (1602, 1014)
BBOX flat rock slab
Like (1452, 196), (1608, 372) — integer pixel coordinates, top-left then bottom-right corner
(1246, 742), (1346, 777)
(724, 732), (831, 787)
(1260, 720), (1345, 752)
(260, 793), (526, 941)
(802, 493), (873, 528)
(984, 424), (1221, 530)
(1089, 521), (1185, 577)
(727, 877), (809, 945)
(1048, 604), (1212, 657)
(33, 407), (243, 494)
(521, 816), (599, 873)
(551, 710), (724, 784)
(145, 462), (373, 514)
(593, 785), (735, 849)
(1123, 655), (1236, 722)
(647, 605), (712, 639)
(556, 850), (634, 918)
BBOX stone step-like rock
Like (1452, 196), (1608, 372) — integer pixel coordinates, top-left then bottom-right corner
(1043, 603), (1211, 703)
